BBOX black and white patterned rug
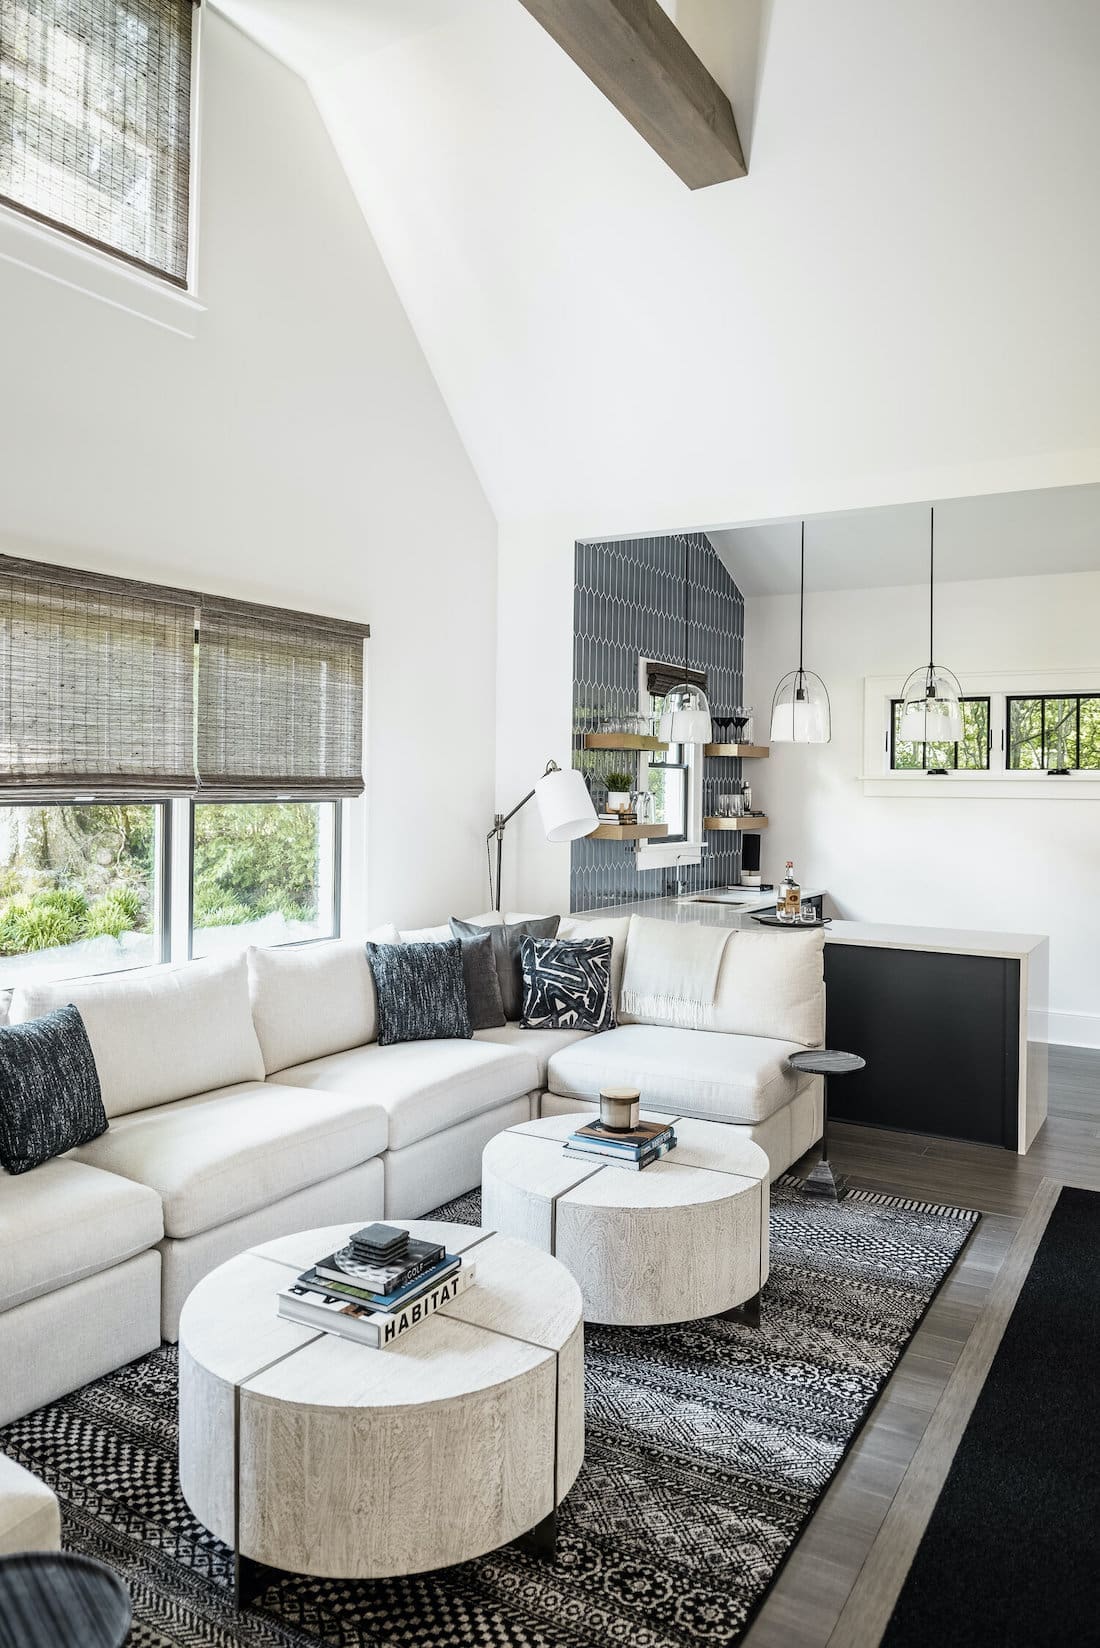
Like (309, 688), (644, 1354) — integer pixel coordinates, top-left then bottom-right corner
(0, 1182), (979, 1648)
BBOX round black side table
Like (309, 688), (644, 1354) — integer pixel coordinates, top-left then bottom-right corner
(787, 1049), (866, 1201)
(0, 1553), (131, 1648)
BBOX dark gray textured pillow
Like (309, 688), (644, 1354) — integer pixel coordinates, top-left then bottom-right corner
(520, 935), (616, 1033)
(0, 1004), (107, 1175)
(450, 915), (561, 1021)
(454, 929), (506, 1030)
(366, 939), (471, 1046)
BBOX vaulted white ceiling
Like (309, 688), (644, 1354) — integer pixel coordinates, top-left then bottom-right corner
(710, 482), (1100, 596)
(214, 0), (1100, 535)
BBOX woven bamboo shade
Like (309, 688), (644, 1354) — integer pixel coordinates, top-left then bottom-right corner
(646, 661), (707, 698)
(0, 555), (369, 801)
(195, 601), (367, 800)
(0, 0), (195, 285)
(0, 558), (197, 799)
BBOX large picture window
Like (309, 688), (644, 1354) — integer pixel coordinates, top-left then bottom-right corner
(0, 552), (368, 985)
(191, 801), (338, 959)
(0, 802), (164, 983)
(0, 0), (196, 285)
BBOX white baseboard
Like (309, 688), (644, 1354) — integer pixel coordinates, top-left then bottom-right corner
(1031, 1010), (1100, 1050)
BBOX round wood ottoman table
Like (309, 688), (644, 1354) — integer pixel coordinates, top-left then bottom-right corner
(178, 1220), (584, 1605)
(482, 1114), (770, 1327)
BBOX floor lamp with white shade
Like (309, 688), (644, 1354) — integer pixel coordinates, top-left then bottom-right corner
(487, 761), (598, 911)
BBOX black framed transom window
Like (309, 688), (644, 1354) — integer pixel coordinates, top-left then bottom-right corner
(890, 697), (991, 772)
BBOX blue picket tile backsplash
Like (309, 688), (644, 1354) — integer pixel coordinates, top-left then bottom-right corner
(571, 533), (749, 911)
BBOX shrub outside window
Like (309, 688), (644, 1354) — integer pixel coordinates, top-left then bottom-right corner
(0, 803), (162, 984)
(190, 802), (338, 959)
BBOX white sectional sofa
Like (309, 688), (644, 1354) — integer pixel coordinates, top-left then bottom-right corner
(0, 908), (823, 1426)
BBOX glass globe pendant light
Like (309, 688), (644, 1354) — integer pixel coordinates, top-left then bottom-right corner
(898, 506), (963, 743)
(657, 536), (713, 744)
(770, 521), (831, 743)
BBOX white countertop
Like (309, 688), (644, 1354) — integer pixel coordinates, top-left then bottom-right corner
(573, 895), (1046, 960)
(822, 920), (1047, 960)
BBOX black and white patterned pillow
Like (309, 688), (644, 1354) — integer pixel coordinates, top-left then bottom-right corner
(0, 1004), (107, 1175)
(366, 939), (472, 1046)
(519, 935), (616, 1033)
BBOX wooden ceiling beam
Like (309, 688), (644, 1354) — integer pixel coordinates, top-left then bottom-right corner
(516, 0), (745, 189)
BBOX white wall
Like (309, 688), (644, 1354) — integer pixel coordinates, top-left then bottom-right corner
(0, 11), (498, 930)
(744, 570), (1100, 1046)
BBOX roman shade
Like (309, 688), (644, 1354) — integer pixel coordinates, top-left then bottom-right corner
(194, 600), (366, 799)
(0, 0), (196, 286)
(0, 556), (197, 799)
(0, 555), (368, 801)
(646, 662), (707, 699)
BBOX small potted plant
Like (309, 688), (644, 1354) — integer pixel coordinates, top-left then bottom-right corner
(605, 770), (634, 812)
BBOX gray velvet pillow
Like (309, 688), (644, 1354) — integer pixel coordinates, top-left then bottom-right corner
(454, 929), (506, 1030)
(0, 1004), (107, 1175)
(449, 915), (561, 1022)
(365, 940), (471, 1046)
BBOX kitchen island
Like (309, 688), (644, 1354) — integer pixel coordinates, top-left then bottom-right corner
(574, 896), (1048, 1155)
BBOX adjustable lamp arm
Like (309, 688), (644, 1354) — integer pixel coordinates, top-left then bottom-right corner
(486, 761), (561, 911)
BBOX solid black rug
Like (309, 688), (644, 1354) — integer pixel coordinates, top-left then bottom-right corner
(0, 1183), (979, 1648)
(881, 1184), (1100, 1648)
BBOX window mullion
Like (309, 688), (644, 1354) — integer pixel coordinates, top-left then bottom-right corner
(169, 799), (193, 963)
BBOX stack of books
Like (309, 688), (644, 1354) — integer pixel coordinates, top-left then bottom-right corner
(563, 1116), (677, 1171)
(277, 1222), (474, 1349)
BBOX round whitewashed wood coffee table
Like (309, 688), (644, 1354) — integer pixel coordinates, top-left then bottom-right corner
(178, 1220), (584, 1604)
(482, 1115), (769, 1328)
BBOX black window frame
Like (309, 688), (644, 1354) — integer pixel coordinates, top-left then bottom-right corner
(1006, 693), (1100, 773)
(889, 696), (992, 773)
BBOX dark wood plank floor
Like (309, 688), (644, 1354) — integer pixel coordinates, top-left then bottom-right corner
(742, 1044), (1100, 1648)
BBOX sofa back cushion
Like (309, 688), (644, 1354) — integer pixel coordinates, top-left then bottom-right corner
(617, 920), (825, 1047)
(248, 939), (378, 1074)
(9, 953), (266, 1118)
(557, 915), (631, 1008)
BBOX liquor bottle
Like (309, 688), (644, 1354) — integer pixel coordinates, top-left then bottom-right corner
(779, 860), (800, 921)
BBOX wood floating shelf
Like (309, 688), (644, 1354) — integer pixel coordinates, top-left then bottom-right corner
(591, 822), (670, 841)
(704, 743), (769, 759)
(583, 733), (669, 752)
(704, 816), (769, 831)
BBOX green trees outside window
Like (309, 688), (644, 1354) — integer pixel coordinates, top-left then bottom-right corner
(191, 803), (336, 957)
(0, 800), (339, 981)
(0, 805), (159, 978)
(1008, 696), (1100, 771)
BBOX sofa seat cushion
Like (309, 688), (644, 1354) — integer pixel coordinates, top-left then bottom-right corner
(546, 1025), (806, 1125)
(71, 1082), (387, 1241)
(0, 1158), (163, 1313)
(0, 1455), (60, 1555)
(474, 1023), (589, 1086)
(272, 1039), (540, 1152)
(9, 953), (265, 1119)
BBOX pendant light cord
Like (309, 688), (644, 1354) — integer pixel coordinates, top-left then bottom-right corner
(798, 521), (805, 681)
(928, 505), (935, 673)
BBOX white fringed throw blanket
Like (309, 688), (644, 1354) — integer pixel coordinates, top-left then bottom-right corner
(619, 914), (731, 1027)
